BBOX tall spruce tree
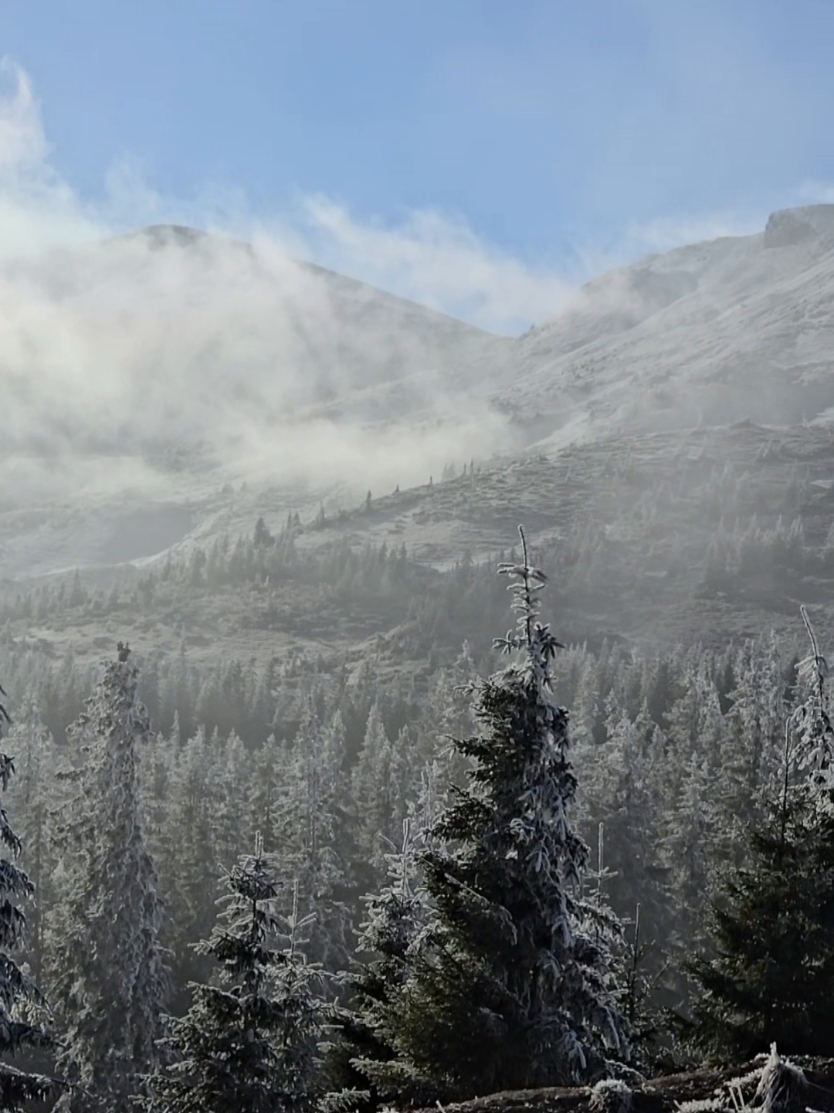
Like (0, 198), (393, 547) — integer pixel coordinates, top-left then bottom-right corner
(327, 820), (426, 1111)
(367, 528), (626, 1100)
(689, 607), (834, 1058)
(142, 840), (330, 1113)
(51, 645), (167, 1113)
(0, 681), (55, 1110)
(4, 700), (57, 990)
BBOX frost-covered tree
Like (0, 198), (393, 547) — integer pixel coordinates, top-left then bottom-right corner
(4, 700), (58, 988)
(689, 607), (834, 1058)
(374, 529), (626, 1100)
(327, 820), (426, 1111)
(351, 704), (394, 873)
(160, 724), (219, 997)
(142, 842), (330, 1113)
(0, 680), (55, 1110)
(51, 644), (167, 1113)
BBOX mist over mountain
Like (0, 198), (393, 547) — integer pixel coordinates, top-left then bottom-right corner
(4, 205), (834, 585)
(0, 222), (513, 465)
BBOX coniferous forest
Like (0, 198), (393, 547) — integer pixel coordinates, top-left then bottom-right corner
(1, 517), (834, 1112)
(7, 7), (834, 1110)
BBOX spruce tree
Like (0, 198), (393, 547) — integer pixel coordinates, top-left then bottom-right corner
(160, 724), (218, 1002)
(689, 607), (834, 1058)
(51, 645), (167, 1113)
(142, 841), (330, 1113)
(0, 681), (55, 1110)
(351, 705), (394, 875)
(371, 529), (626, 1100)
(327, 821), (426, 1111)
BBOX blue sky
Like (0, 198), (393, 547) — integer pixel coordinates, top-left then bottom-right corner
(2, 0), (834, 330)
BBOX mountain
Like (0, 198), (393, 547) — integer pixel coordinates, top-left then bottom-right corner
(501, 204), (834, 445)
(6, 203), (834, 655)
(7, 206), (834, 470)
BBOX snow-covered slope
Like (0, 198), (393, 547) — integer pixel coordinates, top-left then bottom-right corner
(8, 206), (834, 471)
(500, 204), (834, 445)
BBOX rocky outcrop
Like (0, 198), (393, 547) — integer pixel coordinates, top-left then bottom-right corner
(763, 209), (815, 248)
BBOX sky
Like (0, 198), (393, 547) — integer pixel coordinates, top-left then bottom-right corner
(2, 0), (834, 330)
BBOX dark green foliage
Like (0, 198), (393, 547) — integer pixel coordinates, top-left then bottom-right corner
(142, 845), (330, 1113)
(0, 681), (56, 1110)
(689, 792), (834, 1058)
(689, 607), (834, 1059)
(327, 823), (425, 1111)
(358, 530), (625, 1101)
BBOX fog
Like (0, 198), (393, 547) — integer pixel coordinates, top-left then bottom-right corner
(0, 225), (518, 483)
(0, 62), (580, 512)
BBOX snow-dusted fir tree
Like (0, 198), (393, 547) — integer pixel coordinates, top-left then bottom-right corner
(376, 529), (625, 1100)
(159, 724), (219, 999)
(270, 704), (350, 970)
(142, 840), (331, 1113)
(690, 607), (834, 1058)
(51, 644), (167, 1113)
(4, 699), (58, 988)
(0, 681), (55, 1110)
(351, 704), (394, 872)
(327, 820), (427, 1110)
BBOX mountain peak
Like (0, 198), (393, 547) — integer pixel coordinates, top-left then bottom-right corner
(763, 203), (834, 248)
(126, 224), (211, 250)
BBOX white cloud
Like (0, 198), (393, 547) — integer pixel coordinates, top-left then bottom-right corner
(0, 61), (576, 335)
(797, 180), (834, 206)
(0, 59), (48, 173)
(0, 59), (106, 257)
(292, 196), (574, 334)
(0, 62), (544, 503)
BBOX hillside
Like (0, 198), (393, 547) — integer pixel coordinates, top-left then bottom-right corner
(5, 207), (834, 660)
(4, 419), (834, 673)
(503, 205), (834, 444)
(0, 223), (514, 495)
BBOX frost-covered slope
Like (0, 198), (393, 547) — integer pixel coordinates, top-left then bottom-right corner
(8, 206), (834, 473)
(501, 205), (834, 445)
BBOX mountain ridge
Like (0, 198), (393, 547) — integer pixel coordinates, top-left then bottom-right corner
(5, 206), (834, 603)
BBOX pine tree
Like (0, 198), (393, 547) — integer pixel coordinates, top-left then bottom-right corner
(327, 821), (426, 1111)
(142, 841), (330, 1113)
(689, 607), (834, 1058)
(161, 724), (219, 999)
(351, 705), (394, 876)
(268, 705), (350, 970)
(372, 528), (626, 1100)
(0, 680), (55, 1110)
(51, 644), (167, 1113)
(4, 701), (58, 988)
